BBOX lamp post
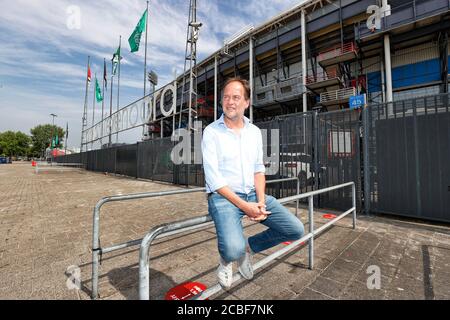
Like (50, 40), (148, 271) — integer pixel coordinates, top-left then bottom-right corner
(147, 70), (158, 139)
(50, 113), (57, 163)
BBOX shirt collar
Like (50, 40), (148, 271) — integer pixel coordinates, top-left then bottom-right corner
(218, 114), (250, 130)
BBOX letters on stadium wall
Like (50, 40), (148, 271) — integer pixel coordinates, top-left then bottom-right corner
(83, 81), (177, 144)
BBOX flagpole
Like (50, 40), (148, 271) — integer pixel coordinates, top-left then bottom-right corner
(65, 122), (68, 156)
(92, 74), (96, 150)
(116, 35), (122, 144)
(143, 1), (149, 138)
(101, 58), (106, 148)
(109, 57), (114, 147)
(81, 55), (90, 153)
(143, 1), (149, 98)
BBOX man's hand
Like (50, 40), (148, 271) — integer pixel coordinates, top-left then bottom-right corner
(241, 201), (271, 221)
(215, 186), (270, 221)
(251, 201), (271, 221)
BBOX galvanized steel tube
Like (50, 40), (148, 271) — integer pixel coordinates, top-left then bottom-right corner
(91, 187), (205, 299)
(139, 215), (212, 300)
(308, 195), (314, 270)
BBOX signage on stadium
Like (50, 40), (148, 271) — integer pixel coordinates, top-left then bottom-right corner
(83, 81), (177, 144)
(349, 94), (366, 110)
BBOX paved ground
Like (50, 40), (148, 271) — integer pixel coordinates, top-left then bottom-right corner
(1, 163), (450, 300)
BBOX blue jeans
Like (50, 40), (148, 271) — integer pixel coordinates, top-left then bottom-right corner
(207, 191), (305, 263)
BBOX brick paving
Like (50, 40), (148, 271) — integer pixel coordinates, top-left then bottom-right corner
(1, 163), (450, 300)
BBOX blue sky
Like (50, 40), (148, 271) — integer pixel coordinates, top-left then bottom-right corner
(0, 0), (302, 150)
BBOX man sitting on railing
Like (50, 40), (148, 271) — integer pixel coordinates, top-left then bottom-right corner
(201, 77), (305, 288)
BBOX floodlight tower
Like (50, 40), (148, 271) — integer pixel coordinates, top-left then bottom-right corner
(178, 0), (202, 132)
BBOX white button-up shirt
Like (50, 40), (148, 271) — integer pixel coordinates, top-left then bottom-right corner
(201, 114), (265, 194)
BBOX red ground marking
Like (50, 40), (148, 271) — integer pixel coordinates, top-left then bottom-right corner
(165, 282), (207, 300)
(283, 241), (305, 245)
(323, 214), (337, 219)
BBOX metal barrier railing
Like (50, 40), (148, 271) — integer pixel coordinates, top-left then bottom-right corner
(91, 177), (299, 299)
(138, 181), (356, 300)
(34, 162), (84, 174)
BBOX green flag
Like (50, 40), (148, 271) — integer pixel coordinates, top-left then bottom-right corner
(112, 45), (121, 75)
(51, 135), (58, 148)
(128, 9), (147, 53)
(95, 78), (103, 102)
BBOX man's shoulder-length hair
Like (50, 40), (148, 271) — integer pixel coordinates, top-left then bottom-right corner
(223, 77), (250, 101)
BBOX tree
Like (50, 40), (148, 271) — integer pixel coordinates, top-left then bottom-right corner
(0, 131), (31, 157)
(30, 124), (65, 157)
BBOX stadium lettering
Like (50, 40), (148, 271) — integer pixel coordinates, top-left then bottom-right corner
(84, 81), (177, 143)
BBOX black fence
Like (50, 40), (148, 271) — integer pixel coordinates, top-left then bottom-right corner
(57, 108), (363, 214)
(56, 93), (450, 222)
(364, 93), (450, 223)
(257, 112), (315, 201)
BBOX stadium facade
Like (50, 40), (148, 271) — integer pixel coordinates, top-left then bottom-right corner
(73, 0), (450, 222)
(145, 0), (450, 137)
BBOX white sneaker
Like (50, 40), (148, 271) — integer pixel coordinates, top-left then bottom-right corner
(238, 250), (254, 280)
(217, 258), (233, 288)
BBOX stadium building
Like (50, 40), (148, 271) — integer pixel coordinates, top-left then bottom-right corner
(145, 0), (450, 137)
(74, 0), (449, 222)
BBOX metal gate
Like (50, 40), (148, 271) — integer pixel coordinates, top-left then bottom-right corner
(256, 112), (316, 201)
(317, 109), (362, 211)
(364, 93), (450, 222)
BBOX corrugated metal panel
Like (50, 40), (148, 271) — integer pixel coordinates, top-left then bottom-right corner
(392, 42), (439, 68)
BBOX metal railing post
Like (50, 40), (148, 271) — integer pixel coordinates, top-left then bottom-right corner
(308, 195), (314, 270)
(362, 106), (371, 215)
(139, 225), (166, 300)
(139, 215), (212, 300)
(91, 200), (105, 299)
(352, 183), (356, 229)
(313, 111), (319, 206)
(296, 178), (299, 217)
